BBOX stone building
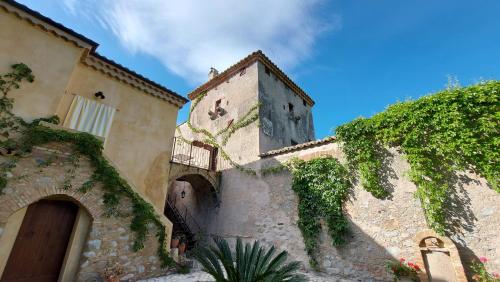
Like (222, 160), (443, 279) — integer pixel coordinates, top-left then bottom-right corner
(0, 1), (187, 281)
(0, 1), (498, 281)
(171, 48), (499, 282)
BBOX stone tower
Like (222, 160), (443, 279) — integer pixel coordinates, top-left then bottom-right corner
(178, 51), (315, 165)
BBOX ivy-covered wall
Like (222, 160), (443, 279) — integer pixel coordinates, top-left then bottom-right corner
(177, 61), (261, 166)
(175, 67), (500, 280)
(0, 142), (170, 281)
(205, 141), (499, 280)
(0, 63), (178, 280)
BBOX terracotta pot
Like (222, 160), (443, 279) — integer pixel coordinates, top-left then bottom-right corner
(171, 238), (180, 248)
(178, 242), (187, 255)
(105, 275), (120, 282)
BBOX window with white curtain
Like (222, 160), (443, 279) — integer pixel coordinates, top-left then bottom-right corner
(63, 95), (116, 140)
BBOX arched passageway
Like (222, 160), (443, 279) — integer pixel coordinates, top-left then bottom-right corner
(164, 173), (218, 251)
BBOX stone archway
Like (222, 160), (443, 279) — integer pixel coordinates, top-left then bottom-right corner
(414, 230), (467, 282)
(166, 163), (221, 250)
(2, 199), (78, 281)
(168, 162), (220, 195)
(0, 195), (93, 282)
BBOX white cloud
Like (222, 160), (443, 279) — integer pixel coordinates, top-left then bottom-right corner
(62, 0), (336, 83)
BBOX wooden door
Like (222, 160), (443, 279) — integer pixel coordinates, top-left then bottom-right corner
(1, 200), (78, 282)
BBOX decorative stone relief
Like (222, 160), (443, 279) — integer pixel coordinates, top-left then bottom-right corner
(261, 117), (273, 137)
(414, 230), (467, 282)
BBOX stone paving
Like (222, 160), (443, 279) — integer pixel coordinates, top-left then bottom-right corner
(139, 272), (214, 282)
(139, 271), (360, 282)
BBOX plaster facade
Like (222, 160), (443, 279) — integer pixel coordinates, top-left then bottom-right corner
(177, 59), (315, 164)
(1, 2), (186, 280)
(0, 6), (85, 121)
(0, 1), (187, 212)
(60, 63), (180, 210)
(177, 61), (261, 164)
(258, 62), (315, 152)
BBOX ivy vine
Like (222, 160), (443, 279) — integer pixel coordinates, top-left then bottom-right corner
(0, 63), (175, 267)
(288, 157), (352, 269)
(179, 91), (261, 175)
(336, 81), (500, 234)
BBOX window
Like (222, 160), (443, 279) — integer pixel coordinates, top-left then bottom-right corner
(265, 66), (271, 76)
(288, 103), (294, 113)
(303, 99), (307, 106)
(291, 139), (298, 146)
(63, 95), (116, 139)
(215, 99), (222, 109)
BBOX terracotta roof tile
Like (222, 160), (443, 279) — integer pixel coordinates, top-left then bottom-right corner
(90, 53), (188, 105)
(187, 50), (315, 106)
(2, 0), (188, 107)
(260, 136), (336, 158)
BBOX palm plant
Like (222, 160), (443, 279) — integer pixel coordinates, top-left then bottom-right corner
(193, 237), (306, 282)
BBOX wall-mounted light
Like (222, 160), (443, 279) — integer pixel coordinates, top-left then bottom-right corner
(181, 181), (186, 199)
(94, 91), (105, 99)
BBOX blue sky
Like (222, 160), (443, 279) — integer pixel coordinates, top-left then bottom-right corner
(18, 0), (500, 139)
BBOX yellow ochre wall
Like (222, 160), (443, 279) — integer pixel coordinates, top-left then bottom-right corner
(0, 8), (180, 211)
(0, 9), (85, 121)
(60, 64), (179, 210)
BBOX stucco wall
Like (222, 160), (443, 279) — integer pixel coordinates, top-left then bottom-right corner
(258, 61), (315, 153)
(1, 7), (180, 211)
(206, 142), (499, 280)
(0, 9), (84, 121)
(0, 143), (173, 281)
(178, 62), (260, 164)
(60, 64), (179, 210)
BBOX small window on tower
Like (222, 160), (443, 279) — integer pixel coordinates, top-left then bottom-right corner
(288, 103), (294, 113)
(303, 99), (307, 106)
(265, 66), (271, 76)
(215, 99), (222, 108)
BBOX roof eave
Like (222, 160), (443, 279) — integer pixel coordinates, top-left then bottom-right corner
(187, 51), (315, 106)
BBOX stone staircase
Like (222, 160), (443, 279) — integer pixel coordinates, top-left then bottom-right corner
(164, 195), (200, 249)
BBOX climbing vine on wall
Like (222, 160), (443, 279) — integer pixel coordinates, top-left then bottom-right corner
(336, 81), (500, 234)
(0, 63), (175, 267)
(178, 91), (261, 175)
(288, 157), (352, 269)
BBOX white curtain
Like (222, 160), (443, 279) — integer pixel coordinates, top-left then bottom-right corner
(63, 95), (116, 139)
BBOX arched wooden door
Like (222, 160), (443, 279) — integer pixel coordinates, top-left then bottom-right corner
(1, 200), (78, 282)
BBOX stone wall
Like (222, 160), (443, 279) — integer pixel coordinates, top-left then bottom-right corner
(0, 142), (174, 281)
(203, 141), (500, 281)
(178, 61), (261, 164)
(257, 61), (315, 153)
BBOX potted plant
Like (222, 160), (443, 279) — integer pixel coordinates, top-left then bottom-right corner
(471, 256), (500, 282)
(178, 235), (187, 255)
(103, 261), (124, 282)
(386, 258), (421, 281)
(171, 234), (180, 249)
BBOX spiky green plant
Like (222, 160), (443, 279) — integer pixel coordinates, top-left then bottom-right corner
(194, 237), (306, 282)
